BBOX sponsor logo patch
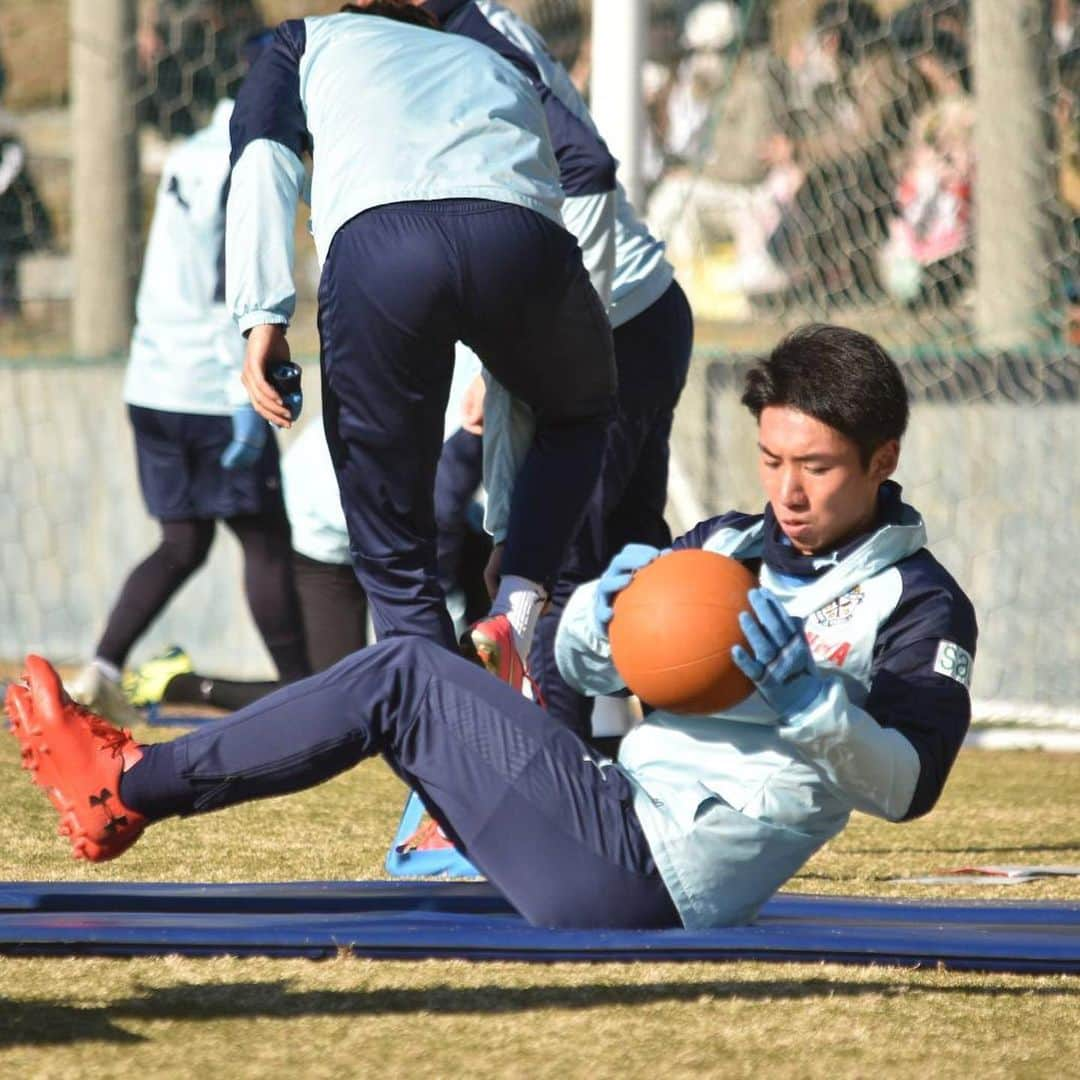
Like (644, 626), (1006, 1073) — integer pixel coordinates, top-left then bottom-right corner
(933, 640), (973, 689)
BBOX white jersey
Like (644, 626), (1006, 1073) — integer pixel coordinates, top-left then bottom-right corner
(124, 101), (246, 416)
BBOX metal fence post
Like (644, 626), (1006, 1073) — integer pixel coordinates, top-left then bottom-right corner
(590, 0), (646, 212)
(70, 0), (138, 358)
(973, 0), (1048, 349)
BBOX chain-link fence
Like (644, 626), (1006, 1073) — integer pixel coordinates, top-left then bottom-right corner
(1, 0), (1078, 708)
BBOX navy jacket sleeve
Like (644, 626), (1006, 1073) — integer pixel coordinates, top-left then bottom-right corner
(229, 19), (312, 168)
(426, 0), (616, 196)
(864, 551), (978, 819)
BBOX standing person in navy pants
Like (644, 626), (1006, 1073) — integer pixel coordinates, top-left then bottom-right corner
(422, 0), (694, 739)
(229, 6), (615, 681)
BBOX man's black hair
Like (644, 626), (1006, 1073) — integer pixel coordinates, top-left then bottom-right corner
(340, 2), (440, 30)
(741, 324), (910, 466)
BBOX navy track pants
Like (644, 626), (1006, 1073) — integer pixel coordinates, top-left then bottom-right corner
(123, 637), (680, 930)
(319, 199), (615, 651)
(530, 280), (694, 737)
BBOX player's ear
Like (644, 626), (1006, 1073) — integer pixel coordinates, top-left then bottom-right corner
(869, 439), (900, 483)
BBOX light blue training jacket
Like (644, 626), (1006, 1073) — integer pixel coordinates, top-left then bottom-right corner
(225, 12), (565, 335)
(124, 100), (246, 415)
(438, 1), (677, 545)
(555, 489), (977, 928)
(434, 0), (673, 324)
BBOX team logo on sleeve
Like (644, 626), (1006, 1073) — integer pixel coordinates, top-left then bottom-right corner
(933, 641), (973, 689)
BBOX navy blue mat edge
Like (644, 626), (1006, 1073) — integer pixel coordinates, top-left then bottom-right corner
(1, 879), (1079, 923)
(0, 882), (1076, 974)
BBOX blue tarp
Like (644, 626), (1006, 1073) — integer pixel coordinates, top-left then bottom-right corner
(0, 881), (1076, 973)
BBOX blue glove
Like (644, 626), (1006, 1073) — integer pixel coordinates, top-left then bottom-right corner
(593, 543), (663, 635)
(731, 588), (827, 719)
(268, 361), (303, 423)
(220, 405), (269, 470)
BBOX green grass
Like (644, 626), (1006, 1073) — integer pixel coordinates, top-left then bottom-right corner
(0, 720), (1077, 1078)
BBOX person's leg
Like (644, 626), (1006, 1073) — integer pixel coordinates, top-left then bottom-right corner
(318, 206), (461, 650)
(94, 519), (216, 669)
(70, 516), (214, 725)
(531, 282), (694, 738)
(449, 204), (614, 682)
(434, 427), (484, 596)
(91, 407), (219, 670)
(161, 671), (280, 711)
(0, 256), (18, 319)
(459, 207), (615, 593)
(156, 552), (368, 712)
(225, 508), (310, 684)
(293, 552), (369, 672)
(118, 637), (678, 929)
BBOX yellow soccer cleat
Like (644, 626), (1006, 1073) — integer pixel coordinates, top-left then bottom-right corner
(122, 645), (193, 707)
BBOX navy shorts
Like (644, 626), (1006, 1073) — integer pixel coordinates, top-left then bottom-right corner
(129, 404), (283, 521)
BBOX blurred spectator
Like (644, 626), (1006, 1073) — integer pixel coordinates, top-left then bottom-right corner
(662, 1), (739, 164)
(646, 3), (799, 298)
(878, 29), (973, 307)
(506, 0), (589, 73)
(1056, 46), (1080, 342)
(890, 1), (969, 57)
(0, 38), (54, 321)
(137, 0), (265, 140)
(1059, 48), (1080, 212)
(1052, 0), (1077, 55)
(768, 0), (917, 306)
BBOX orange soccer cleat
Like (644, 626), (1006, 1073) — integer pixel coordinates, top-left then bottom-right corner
(5, 654), (146, 862)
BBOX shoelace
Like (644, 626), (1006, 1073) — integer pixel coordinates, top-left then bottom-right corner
(67, 700), (134, 758)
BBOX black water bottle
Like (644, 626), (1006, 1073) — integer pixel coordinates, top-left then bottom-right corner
(268, 361), (303, 422)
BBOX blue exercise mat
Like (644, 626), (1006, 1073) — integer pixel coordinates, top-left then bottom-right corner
(385, 792), (482, 879)
(0, 882), (1076, 973)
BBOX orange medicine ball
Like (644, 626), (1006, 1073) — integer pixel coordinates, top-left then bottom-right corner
(609, 549), (757, 715)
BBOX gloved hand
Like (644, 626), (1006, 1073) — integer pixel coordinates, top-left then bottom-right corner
(593, 543), (663, 635)
(268, 361), (303, 424)
(731, 588), (828, 719)
(220, 404), (269, 470)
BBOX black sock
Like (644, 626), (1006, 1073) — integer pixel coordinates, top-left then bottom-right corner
(163, 672), (280, 712)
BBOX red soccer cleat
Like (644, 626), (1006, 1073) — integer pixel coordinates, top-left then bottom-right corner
(460, 613), (525, 692)
(395, 812), (456, 855)
(5, 654), (146, 862)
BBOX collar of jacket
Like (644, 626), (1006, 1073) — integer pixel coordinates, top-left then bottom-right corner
(422, 0), (472, 23)
(761, 479), (909, 579)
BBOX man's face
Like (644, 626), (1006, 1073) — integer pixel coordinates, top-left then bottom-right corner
(757, 406), (898, 555)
